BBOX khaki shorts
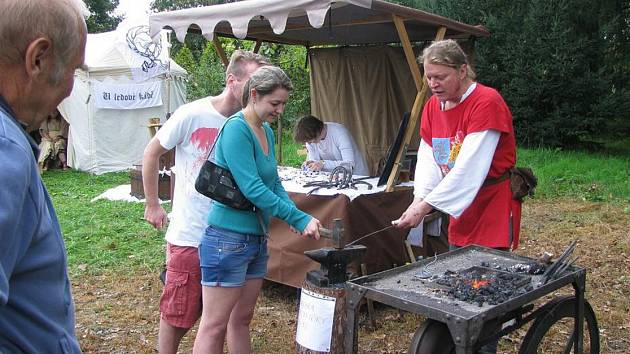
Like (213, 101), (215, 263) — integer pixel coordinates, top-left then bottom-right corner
(159, 243), (202, 329)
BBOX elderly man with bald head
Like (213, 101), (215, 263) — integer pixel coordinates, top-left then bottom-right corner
(0, 0), (88, 352)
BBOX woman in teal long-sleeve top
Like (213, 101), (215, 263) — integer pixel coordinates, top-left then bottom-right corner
(193, 66), (322, 354)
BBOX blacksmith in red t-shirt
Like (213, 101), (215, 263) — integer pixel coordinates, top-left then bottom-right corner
(393, 39), (521, 251)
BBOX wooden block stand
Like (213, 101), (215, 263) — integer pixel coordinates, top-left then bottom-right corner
(296, 281), (347, 354)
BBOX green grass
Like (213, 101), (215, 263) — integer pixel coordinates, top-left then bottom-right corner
(41, 144), (628, 274)
(276, 130), (305, 168)
(42, 170), (167, 275)
(518, 148), (629, 203)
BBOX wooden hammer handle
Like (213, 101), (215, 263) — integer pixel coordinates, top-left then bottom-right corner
(318, 227), (333, 238)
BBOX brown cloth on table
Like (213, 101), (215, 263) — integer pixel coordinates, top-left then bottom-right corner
(267, 189), (448, 287)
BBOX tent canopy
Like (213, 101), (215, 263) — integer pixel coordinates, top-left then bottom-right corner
(149, 0), (489, 45)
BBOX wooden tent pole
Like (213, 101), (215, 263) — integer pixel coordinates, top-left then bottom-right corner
(393, 16), (423, 92)
(385, 22), (446, 192)
(253, 39), (263, 53)
(213, 34), (229, 67)
(278, 117), (283, 164)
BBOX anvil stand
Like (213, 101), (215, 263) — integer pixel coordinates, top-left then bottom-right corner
(296, 219), (367, 354)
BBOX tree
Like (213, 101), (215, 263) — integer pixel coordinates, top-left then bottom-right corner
(593, 0), (630, 138)
(172, 45), (196, 76)
(84, 0), (122, 33)
(404, 0), (628, 147)
(150, 1), (219, 64)
(186, 42), (226, 100)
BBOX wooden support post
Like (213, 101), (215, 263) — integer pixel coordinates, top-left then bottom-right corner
(213, 34), (229, 67)
(385, 24), (447, 192)
(277, 117), (283, 164)
(392, 15), (423, 92)
(360, 264), (377, 329)
(253, 39), (262, 53)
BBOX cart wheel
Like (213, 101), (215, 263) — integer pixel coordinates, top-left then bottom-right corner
(519, 296), (599, 354)
(408, 319), (455, 354)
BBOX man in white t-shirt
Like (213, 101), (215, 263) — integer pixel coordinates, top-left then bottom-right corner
(142, 50), (269, 354)
(294, 115), (370, 176)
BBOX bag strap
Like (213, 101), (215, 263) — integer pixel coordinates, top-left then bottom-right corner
(481, 169), (511, 188)
(204, 116), (237, 161)
(207, 115), (258, 162)
(211, 115), (270, 237)
(256, 210), (269, 238)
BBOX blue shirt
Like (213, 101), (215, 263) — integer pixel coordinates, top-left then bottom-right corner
(0, 96), (82, 353)
(207, 112), (311, 234)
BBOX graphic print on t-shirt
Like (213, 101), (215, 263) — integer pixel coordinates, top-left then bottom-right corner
(432, 131), (464, 176)
(190, 127), (219, 171)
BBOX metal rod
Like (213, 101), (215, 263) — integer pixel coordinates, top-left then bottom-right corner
(346, 225), (395, 246)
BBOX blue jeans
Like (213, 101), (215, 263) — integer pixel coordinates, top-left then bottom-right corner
(198, 225), (268, 287)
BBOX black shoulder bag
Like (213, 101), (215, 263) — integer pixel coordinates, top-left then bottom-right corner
(195, 119), (255, 211)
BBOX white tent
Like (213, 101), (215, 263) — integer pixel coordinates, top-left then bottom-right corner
(59, 24), (187, 174)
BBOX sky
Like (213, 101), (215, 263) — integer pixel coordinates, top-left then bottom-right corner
(114, 0), (153, 22)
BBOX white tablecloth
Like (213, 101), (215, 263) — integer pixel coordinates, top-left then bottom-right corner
(278, 166), (413, 201)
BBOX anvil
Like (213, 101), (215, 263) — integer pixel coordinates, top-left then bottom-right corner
(304, 219), (367, 287)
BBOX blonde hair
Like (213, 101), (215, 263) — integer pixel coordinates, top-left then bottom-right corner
(0, 0), (87, 82)
(242, 66), (293, 106)
(420, 39), (476, 80)
(226, 50), (270, 80)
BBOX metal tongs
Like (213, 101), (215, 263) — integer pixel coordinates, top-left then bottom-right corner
(538, 240), (579, 285)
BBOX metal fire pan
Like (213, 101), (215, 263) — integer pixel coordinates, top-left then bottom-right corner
(347, 245), (584, 322)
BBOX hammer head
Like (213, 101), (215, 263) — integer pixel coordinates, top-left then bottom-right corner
(318, 218), (344, 249)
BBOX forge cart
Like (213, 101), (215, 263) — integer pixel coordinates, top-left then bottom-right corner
(345, 245), (599, 354)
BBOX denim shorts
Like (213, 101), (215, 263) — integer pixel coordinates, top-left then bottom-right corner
(199, 225), (268, 287)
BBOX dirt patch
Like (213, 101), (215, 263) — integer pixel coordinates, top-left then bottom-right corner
(72, 199), (630, 353)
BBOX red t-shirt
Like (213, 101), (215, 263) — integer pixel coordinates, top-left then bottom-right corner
(420, 83), (521, 249)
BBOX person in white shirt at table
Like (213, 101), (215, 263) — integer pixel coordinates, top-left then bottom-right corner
(294, 115), (369, 176)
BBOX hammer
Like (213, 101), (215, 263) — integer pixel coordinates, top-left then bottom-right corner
(318, 218), (344, 249)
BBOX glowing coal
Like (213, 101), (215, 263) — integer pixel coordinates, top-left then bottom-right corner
(435, 266), (533, 307)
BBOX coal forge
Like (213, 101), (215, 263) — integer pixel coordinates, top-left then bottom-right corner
(435, 266), (534, 307)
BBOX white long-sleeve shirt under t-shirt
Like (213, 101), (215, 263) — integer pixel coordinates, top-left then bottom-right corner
(414, 130), (500, 218)
(306, 122), (370, 176)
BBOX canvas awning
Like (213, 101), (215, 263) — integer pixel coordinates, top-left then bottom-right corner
(149, 0), (489, 45)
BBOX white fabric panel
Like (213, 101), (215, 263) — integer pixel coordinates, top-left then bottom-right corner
(92, 81), (163, 110)
(86, 25), (186, 78)
(58, 78), (94, 172)
(149, 0), (372, 42)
